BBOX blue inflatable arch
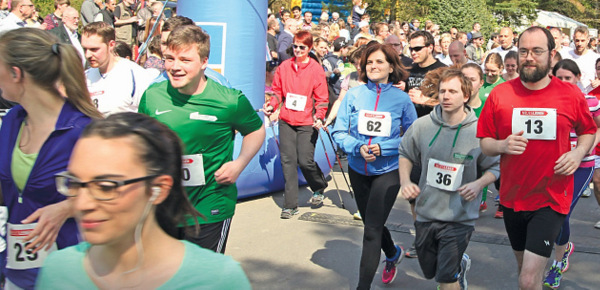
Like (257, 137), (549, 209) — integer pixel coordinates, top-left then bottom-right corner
(177, 0), (336, 199)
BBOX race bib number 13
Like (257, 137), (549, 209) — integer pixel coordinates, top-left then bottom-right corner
(7, 223), (57, 270)
(512, 108), (557, 140)
(182, 154), (206, 186)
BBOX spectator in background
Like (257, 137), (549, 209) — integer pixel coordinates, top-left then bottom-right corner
(0, 0), (35, 33)
(267, 18), (279, 61)
(466, 22), (481, 42)
(301, 11), (314, 31)
(329, 11), (339, 24)
(277, 17), (297, 62)
(113, 41), (132, 59)
(374, 22), (389, 43)
(277, 9), (290, 38)
(291, 5), (301, 21)
(43, 0), (69, 30)
(0, 0), (9, 21)
(114, 0), (138, 47)
(352, 0), (367, 26)
(143, 36), (164, 72)
(353, 20), (372, 42)
(456, 31), (468, 46)
(80, 0), (101, 26)
(96, 0), (115, 26)
(338, 19), (350, 40)
(49, 6), (84, 64)
(319, 11), (329, 24)
(466, 31), (485, 65)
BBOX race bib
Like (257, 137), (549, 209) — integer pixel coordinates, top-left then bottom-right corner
(426, 159), (465, 191)
(182, 154), (205, 186)
(357, 110), (392, 137)
(7, 223), (57, 270)
(512, 108), (557, 140)
(285, 93), (307, 111)
(570, 140), (577, 151)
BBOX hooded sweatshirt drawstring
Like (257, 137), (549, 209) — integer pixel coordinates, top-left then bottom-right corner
(428, 123), (463, 148)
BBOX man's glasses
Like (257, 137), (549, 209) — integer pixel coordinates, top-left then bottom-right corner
(293, 44), (308, 50)
(55, 172), (158, 201)
(410, 46), (427, 52)
(518, 48), (548, 57)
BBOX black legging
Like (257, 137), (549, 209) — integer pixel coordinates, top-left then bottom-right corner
(349, 168), (400, 289)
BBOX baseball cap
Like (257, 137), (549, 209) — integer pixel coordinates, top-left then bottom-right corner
(472, 32), (483, 39)
(333, 37), (350, 51)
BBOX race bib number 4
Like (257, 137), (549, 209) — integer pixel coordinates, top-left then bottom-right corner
(512, 108), (557, 140)
(426, 159), (465, 191)
(357, 110), (392, 137)
(182, 154), (206, 187)
(7, 223), (57, 270)
(285, 93), (308, 111)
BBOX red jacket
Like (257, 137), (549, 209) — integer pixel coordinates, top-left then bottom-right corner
(270, 57), (329, 126)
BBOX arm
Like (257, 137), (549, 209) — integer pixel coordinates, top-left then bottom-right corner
(457, 171), (497, 202)
(324, 88), (346, 127)
(554, 133), (595, 175)
(378, 100), (418, 156)
(330, 91), (363, 155)
(399, 157), (420, 199)
(22, 199), (74, 253)
(312, 68), (330, 125)
(215, 126), (266, 184)
(113, 7), (138, 27)
(80, 3), (95, 25)
(480, 131), (528, 157)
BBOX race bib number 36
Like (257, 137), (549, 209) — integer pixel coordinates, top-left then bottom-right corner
(512, 108), (557, 140)
(285, 93), (307, 111)
(426, 159), (464, 191)
(182, 154), (206, 187)
(7, 223), (57, 270)
(357, 110), (392, 137)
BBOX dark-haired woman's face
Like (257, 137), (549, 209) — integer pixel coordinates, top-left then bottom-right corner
(505, 58), (518, 75)
(555, 68), (579, 85)
(67, 136), (158, 245)
(366, 50), (393, 84)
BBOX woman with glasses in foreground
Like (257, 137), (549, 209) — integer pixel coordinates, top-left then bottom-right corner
(37, 113), (250, 289)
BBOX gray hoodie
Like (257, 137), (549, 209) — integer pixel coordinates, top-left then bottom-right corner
(399, 105), (500, 226)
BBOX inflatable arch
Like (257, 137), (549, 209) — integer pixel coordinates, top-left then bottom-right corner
(177, 0), (336, 199)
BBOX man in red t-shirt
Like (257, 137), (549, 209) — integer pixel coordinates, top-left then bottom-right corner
(477, 26), (596, 290)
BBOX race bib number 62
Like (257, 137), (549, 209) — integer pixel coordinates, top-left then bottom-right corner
(512, 108), (557, 140)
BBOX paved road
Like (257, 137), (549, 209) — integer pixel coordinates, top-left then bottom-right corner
(227, 162), (600, 290)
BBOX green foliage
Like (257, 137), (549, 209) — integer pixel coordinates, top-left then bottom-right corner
(487, 0), (537, 27)
(35, 0), (84, 19)
(426, 0), (496, 35)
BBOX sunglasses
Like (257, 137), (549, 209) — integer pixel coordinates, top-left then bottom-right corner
(410, 46), (427, 52)
(293, 44), (308, 50)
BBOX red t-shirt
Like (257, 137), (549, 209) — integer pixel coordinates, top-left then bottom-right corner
(477, 77), (596, 214)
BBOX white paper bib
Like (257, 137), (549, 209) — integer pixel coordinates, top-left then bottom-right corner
(512, 108), (557, 140)
(182, 154), (206, 186)
(285, 93), (307, 111)
(426, 159), (465, 191)
(357, 110), (392, 137)
(7, 223), (57, 270)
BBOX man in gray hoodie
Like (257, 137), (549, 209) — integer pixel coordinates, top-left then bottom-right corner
(399, 68), (500, 290)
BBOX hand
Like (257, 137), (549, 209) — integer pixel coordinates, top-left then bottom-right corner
(333, 68), (340, 75)
(457, 181), (483, 202)
(215, 160), (244, 185)
(502, 130), (528, 155)
(263, 103), (274, 116)
(359, 145), (376, 162)
(408, 88), (428, 105)
(364, 2), (369, 8)
(324, 117), (333, 128)
(130, 16), (139, 23)
(591, 79), (600, 89)
(393, 81), (406, 91)
(554, 150), (583, 175)
(367, 144), (381, 156)
(400, 182), (420, 199)
(22, 200), (73, 253)
(313, 118), (323, 129)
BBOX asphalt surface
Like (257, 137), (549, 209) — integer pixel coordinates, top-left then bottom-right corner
(226, 160), (600, 290)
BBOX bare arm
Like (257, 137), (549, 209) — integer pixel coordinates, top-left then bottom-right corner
(215, 126), (266, 184)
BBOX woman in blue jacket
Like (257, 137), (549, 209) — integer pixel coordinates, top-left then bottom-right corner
(332, 42), (417, 289)
(0, 28), (102, 288)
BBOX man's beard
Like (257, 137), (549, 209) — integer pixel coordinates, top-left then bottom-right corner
(519, 58), (551, 83)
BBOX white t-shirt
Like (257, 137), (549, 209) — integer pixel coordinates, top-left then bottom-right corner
(86, 58), (154, 115)
(564, 48), (599, 93)
(489, 45), (518, 61)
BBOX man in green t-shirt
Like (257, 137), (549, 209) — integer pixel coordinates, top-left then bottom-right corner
(138, 25), (265, 253)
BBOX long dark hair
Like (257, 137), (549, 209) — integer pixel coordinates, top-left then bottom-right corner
(81, 113), (202, 237)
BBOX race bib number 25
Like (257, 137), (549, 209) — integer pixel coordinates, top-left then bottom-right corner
(7, 223), (57, 270)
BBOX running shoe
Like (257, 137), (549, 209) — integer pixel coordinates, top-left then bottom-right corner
(595, 220), (600, 229)
(280, 208), (299, 219)
(353, 211), (362, 220)
(382, 245), (404, 284)
(494, 205), (503, 219)
(479, 201), (488, 212)
(309, 192), (325, 206)
(458, 253), (471, 290)
(543, 264), (562, 289)
(582, 186), (592, 197)
(405, 245), (418, 258)
(561, 242), (574, 272)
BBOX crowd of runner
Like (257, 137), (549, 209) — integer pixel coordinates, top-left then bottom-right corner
(0, 0), (598, 289)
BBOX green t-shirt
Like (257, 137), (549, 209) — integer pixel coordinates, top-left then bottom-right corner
(479, 77), (505, 103)
(11, 122), (38, 192)
(36, 240), (251, 289)
(138, 79), (263, 224)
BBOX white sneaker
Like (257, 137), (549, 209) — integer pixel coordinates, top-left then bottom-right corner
(582, 187), (592, 197)
(595, 220), (600, 229)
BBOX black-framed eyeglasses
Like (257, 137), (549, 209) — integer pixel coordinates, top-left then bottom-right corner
(55, 172), (159, 201)
(410, 46), (427, 52)
(293, 44), (308, 50)
(518, 48), (548, 57)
